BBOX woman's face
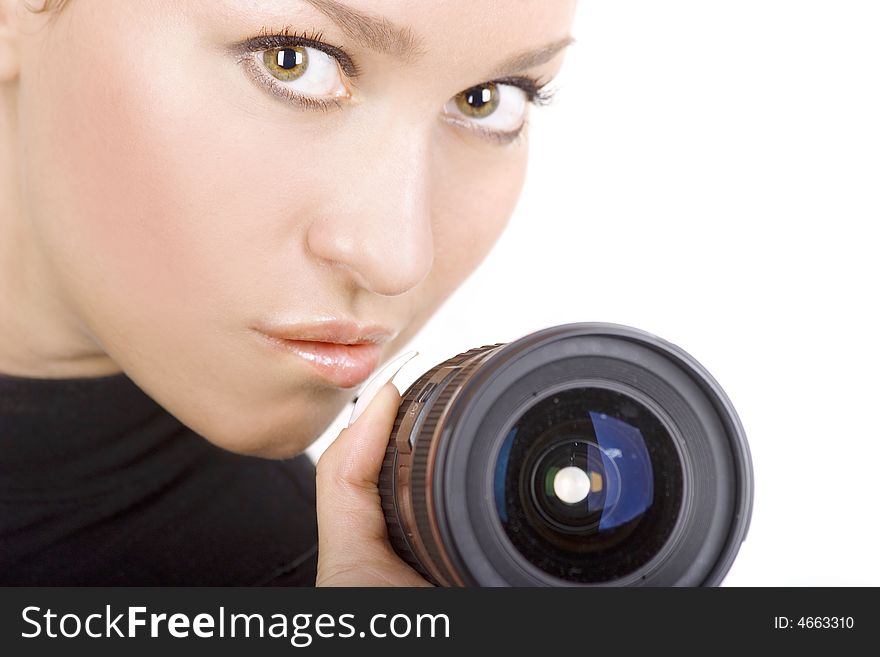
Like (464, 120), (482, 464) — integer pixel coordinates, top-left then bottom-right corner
(14, 0), (576, 457)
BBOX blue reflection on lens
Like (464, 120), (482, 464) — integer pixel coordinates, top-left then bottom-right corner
(494, 411), (655, 530)
(495, 427), (516, 523)
(589, 411), (654, 530)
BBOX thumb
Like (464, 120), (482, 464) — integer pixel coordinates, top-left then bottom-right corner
(316, 349), (416, 522)
(314, 375), (405, 569)
(315, 350), (434, 586)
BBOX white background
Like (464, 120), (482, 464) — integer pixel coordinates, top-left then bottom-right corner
(308, 1), (880, 586)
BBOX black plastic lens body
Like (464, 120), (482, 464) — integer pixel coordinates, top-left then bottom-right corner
(378, 323), (754, 586)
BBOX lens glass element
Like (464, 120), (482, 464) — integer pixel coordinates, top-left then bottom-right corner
(493, 386), (684, 583)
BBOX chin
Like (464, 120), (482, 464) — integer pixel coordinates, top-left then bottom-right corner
(192, 408), (329, 461)
(244, 441), (309, 460)
(196, 422), (309, 459)
(207, 432), (312, 460)
(160, 375), (343, 460)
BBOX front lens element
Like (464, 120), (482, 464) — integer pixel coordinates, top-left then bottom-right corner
(494, 386), (684, 583)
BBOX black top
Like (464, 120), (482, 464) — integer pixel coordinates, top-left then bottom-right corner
(0, 371), (318, 585)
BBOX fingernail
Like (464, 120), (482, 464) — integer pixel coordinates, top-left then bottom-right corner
(347, 350), (419, 427)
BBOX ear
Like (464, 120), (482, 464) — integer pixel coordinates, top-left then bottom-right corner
(0, 0), (21, 83)
(0, 0), (44, 83)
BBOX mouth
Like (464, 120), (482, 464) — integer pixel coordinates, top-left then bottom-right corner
(253, 319), (396, 388)
(261, 337), (383, 388)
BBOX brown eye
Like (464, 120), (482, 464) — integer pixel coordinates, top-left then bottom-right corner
(250, 44), (349, 104)
(263, 46), (309, 82)
(443, 81), (529, 139)
(454, 82), (500, 118)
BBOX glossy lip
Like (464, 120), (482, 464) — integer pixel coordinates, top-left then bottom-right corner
(253, 319), (397, 388)
(255, 319), (396, 345)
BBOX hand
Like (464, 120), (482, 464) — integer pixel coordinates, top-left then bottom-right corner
(315, 380), (433, 586)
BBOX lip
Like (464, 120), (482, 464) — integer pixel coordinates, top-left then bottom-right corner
(254, 319), (396, 388)
(257, 319), (396, 345)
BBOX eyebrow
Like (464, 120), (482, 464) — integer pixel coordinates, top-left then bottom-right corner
(302, 0), (573, 75)
(303, 0), (426, 59)
(491, 36), (576, 78)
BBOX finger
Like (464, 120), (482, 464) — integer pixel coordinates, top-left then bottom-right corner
(315, 381), (401, 554)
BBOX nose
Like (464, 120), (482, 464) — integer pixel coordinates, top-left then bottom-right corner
(305, 121), (434, 298)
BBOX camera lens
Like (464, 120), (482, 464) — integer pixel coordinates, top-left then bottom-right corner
(379, 323), (753, 586)
(495, 386), (683, 583)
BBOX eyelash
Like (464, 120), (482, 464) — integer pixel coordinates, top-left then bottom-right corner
(232, 26), (557, 136)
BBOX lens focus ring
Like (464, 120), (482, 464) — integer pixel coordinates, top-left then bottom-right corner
(379, 343), (504, 586)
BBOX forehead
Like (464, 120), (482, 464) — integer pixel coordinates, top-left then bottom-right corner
(191, 0), (577, 64)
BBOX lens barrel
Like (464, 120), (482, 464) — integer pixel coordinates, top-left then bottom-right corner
(378, 322), (753, 586)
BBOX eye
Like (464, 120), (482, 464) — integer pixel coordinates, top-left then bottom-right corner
(442, 82), (529, 136)
(259, 45), (349, 100)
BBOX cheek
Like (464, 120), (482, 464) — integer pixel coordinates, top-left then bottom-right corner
(428, 138), (529, 297)
(29, 31), (252, 330)
(23, 7), (317, 351)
